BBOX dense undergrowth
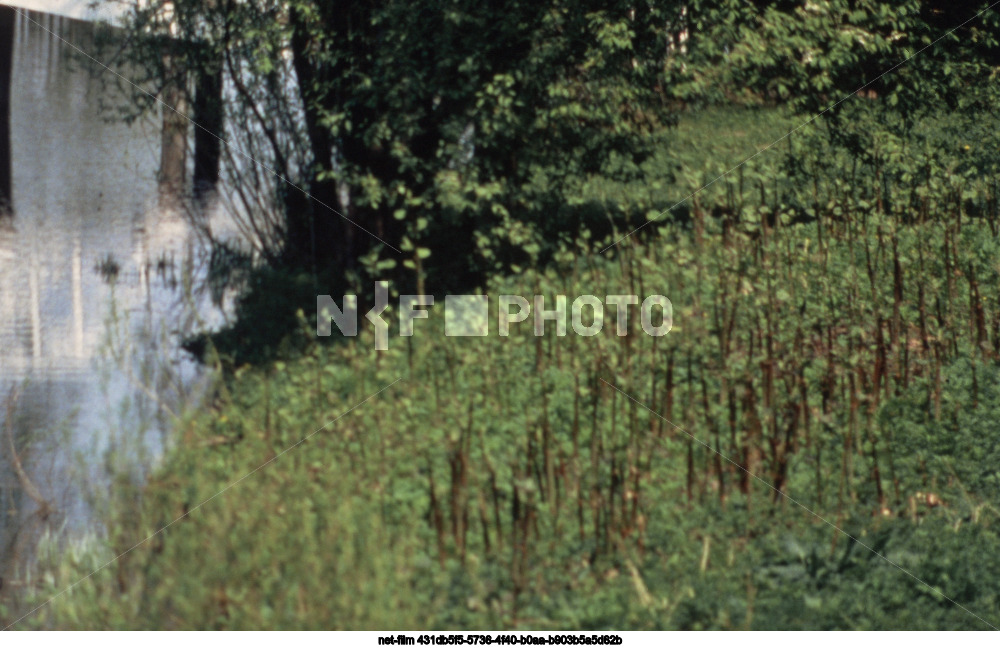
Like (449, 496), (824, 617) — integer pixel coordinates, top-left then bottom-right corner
(9, 104), (1000, 630)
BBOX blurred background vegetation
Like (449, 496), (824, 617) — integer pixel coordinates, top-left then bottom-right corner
(5, 0), (1000, 630)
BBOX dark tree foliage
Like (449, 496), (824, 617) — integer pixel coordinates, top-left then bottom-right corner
(106, 0), (675, 292)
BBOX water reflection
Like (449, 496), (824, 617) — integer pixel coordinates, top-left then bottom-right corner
(1, 5), (13, 216)
(0, 6), (233, 610)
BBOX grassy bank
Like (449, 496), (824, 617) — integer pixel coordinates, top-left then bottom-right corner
(12, 106), (1000, 630)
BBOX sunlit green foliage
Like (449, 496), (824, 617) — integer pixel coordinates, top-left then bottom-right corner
(668, 1), (1000, 118)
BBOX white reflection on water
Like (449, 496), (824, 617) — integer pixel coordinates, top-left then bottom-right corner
(0, 8), (238, 594)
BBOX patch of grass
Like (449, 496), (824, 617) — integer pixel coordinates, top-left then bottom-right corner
(18, 104), (1000, 630)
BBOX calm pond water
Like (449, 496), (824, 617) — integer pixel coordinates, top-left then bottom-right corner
(0, 6), (236, 602)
